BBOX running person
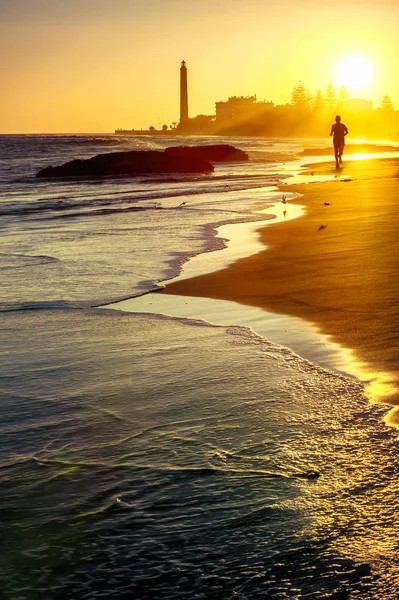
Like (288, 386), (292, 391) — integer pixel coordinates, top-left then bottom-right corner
(330, 116), (348, 168)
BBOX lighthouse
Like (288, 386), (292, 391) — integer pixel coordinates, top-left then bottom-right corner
(180, 60), (189, 125)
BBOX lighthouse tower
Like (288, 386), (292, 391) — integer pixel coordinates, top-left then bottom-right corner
(180, 60), (189, 125)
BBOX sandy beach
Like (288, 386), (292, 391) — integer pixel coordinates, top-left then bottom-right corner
(163, 156), (399, 421)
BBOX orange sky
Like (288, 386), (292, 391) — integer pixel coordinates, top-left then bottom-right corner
(1, 0), (399, 133)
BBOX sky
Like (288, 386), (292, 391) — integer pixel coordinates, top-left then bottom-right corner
(1, 0), (399, 133)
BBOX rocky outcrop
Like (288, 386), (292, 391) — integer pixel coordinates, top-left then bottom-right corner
(164, 144), (249, 162)
(36, 150), (214, 178)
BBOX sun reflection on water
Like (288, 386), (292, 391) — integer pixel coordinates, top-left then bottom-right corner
(301, 325), (399, 429)
(341, 355), (399, 427)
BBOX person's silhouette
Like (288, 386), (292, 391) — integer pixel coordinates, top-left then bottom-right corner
(330, 115), (348, 168)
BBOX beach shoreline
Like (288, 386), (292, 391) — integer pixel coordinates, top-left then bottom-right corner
(156, 155), (399, 422)
(108, 192), (366, 380)
(105, 162), (361, 391)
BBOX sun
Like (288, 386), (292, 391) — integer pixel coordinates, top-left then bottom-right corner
(335, 55), (374, 95)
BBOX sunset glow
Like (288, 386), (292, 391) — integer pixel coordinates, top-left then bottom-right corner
(1, 0), (399, 132)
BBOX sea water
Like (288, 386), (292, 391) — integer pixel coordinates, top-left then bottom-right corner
(1, 135), (399, 599)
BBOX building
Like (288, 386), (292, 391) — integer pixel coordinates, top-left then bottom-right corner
(215, 95), (274, 125)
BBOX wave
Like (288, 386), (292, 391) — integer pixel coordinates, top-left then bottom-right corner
(65, 137), (128, 146)
(1, 454), (319, 482)
(143, 172), (282, 184)
(3, 135), (127, 146)
(0, 253), (59, 270)
(0, 199), (155, 218)
(0, 300), (90, 312)
(0, 285), (164, 312)
(1, 173), (283, 218)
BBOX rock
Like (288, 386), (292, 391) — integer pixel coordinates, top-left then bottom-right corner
(164, 144), (249, 162)
(36, 150), (214, 178)
(302, 470), (320, 480)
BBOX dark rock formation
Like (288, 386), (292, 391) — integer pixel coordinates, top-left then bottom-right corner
(164, 144), (249, 162)
(36, 150), (214, 178)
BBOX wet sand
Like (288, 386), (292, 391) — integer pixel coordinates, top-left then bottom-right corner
(163, 157), (399, 419)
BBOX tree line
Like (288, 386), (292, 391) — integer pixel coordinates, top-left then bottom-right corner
(290, 81), (394, 113)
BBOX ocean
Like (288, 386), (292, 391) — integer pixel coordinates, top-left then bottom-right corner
(1, 134), (399, 599)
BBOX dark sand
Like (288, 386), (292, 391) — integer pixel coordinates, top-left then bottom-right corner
(163, 157), (399, 420)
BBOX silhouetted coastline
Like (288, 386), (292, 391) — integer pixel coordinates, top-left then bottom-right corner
(117, 64), (399, 140)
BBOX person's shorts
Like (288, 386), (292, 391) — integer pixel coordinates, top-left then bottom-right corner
(333, 138), (345, 153)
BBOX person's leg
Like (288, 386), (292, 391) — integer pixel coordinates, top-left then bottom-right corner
(334, 141), (339, 167)
(339, 141), (345, 164)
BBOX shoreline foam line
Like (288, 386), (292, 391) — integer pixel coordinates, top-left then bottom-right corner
(104, 188), (372, 390)
(111, 157), (399, 426)
(105, 154), (399, 423)
(161, 156), (399, 418)
(169, 194), (304, 284)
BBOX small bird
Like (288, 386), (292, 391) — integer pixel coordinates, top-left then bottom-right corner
(178, 201), (186, 208)
(281, 195), (286, 204)
(324, 202), (330, 206)
(318, 224), (327, 231)
(311, 171), (314, 176)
